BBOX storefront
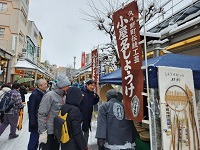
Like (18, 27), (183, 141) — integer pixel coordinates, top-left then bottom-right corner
(14, 59), (54, 84)
(0, 48), (13, 84)
(74, 63), (92, 84)
(99, 54), (200, 149)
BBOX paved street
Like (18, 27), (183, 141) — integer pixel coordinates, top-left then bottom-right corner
(0, 93), (98, 150)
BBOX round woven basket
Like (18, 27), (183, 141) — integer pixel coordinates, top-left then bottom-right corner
(139, 131), (150, 142)
(99, 84), (114, 102)
(136, 126), (146, 133)
(142, 120), (149, 129)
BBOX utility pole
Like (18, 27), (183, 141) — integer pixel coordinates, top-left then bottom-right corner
(73, 56), (76, 69)
(73, 56), (76, 83)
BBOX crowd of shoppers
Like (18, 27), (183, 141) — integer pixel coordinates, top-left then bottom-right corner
(0, 77), (138, 150)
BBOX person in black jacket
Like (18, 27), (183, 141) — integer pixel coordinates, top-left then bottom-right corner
(60, 87), (87, 150)
(20, 83), (27, 103)
(28, 79), (47, 150)
(80, 80), (99, 145)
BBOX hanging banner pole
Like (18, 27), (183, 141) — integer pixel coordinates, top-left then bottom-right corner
(142, 0), (154, 149)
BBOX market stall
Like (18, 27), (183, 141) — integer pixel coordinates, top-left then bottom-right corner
(99, 53), (200, 150)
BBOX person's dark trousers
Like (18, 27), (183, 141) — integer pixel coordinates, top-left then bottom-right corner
(0, 113), (19, 137)
(83, 130), (89, 145)
(28, 132), (39, 150)
(0, 113), (4, 123)
(42, 134), (60, 150)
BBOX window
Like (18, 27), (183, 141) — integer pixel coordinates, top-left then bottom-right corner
(0, 28), (5, 37)
(21, 9), (27, 25)
(0, 2), (7, 12)
(19, 32), (24, 44)
(27, 41), (34, 56)
(37, 47), (40, 57)
(25, 0), (29, 5)
(34, 31), (38, 39)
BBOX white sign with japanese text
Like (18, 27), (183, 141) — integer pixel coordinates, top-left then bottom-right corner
(158, 66), (200, 150)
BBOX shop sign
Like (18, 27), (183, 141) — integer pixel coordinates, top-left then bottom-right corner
(91, 49), (99, 93)
(113, 1), (143, 121)
(81, 52), (86, 68)
(158, 66), (200, 150)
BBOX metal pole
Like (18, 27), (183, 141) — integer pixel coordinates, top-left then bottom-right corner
(73, 56), (76, 69)
(73, 56), (76, 82)
(142, 0), (154, 150)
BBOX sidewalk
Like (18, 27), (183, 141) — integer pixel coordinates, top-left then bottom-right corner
(0, 93), (98, 150)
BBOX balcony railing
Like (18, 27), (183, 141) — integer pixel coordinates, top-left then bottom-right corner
(21, 52), (37, 64)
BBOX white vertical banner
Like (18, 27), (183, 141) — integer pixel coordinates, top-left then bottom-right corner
(158, 66), (200, 150)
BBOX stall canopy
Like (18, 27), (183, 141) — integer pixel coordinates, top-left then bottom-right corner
(99, 54), (200, 89)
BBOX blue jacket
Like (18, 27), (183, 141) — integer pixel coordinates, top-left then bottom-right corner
(80, 86), (99, 132)
(28, 88), (44, 132)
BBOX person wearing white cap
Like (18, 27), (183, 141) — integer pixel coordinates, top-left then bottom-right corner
(37, 74), (71, 150)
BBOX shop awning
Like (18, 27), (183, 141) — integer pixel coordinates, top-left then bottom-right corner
(14, 60), (37, 70)
(100, 54), (200, 89)
(14, 60), (54, 79)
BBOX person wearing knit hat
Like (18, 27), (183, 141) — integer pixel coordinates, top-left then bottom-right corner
(56, 74), (71, 88)
(38, 74), (71, 150)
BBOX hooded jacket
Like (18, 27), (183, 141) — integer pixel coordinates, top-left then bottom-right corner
(38, 85), (65, 134)
(0, 87), (11, 99)
(60, 87), (87, 150)
(80, 86), (99, 132)
(96, 89), (137, 150)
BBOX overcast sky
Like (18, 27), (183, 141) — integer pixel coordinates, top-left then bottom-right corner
(28, 0), (112, 68)
(28, 0), (192, 68)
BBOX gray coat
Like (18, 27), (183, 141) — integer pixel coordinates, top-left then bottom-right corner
(38, 85), (65, 134)
(96, 98), (137, 150)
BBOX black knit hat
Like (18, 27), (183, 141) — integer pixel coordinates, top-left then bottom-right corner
(106, 89), (118, 101)
(85, 79), (96, 85)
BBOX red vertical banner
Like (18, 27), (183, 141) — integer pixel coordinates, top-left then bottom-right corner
(81, 52), (86, 68)
(91, 49), (99, 94)
(113, 1), (143, 121)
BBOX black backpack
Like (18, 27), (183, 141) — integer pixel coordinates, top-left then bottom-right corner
(0, 91), (14, 113)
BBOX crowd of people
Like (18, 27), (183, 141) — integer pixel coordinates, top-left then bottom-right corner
(0, 75), (137, 150)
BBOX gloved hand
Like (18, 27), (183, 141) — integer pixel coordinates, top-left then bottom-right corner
(39, 130), (47, 144)
(94, 93), (99, 99)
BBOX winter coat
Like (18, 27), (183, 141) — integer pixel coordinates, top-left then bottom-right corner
(80, 86), (99, 132)
(60, 87), (87, 150)
(0, 87), (11, 116)
(20, 86), (27, 102)
(28, 88), (45, 132)
(0, 87), (11, 99)
(96, 95), (137, 150)
(38, 85), (65, 134)
(4, 89), (24, 115)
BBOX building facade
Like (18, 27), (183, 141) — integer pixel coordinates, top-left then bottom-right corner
(0, 0), (55, 84)
(0, 0), (29, 82)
